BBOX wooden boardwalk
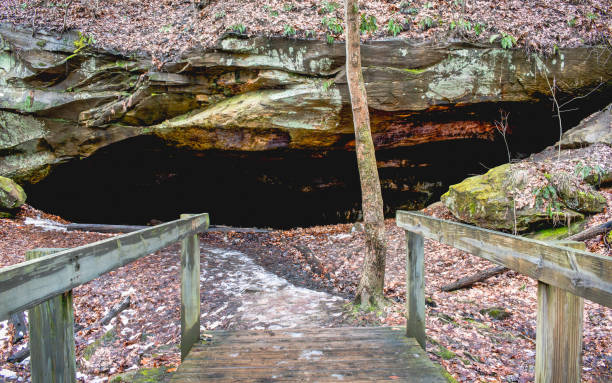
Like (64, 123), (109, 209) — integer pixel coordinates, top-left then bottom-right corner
(171, 327), (446, 382)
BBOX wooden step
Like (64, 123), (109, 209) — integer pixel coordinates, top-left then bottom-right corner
(171, 327), (447, 382)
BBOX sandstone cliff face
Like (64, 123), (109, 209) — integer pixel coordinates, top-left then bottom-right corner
(1, 25), (611, 185)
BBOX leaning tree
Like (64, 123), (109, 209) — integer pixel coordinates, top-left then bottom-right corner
(344, 0), (388, 308)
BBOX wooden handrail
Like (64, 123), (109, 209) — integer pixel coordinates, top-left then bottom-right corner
(397, 210), (612, 383)
(397, 210), (612, 307)
(0, 213), (209, 382)
(0, 213), (209, 321)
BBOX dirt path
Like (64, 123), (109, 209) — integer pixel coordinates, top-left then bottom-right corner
(199, 246), (348, 331)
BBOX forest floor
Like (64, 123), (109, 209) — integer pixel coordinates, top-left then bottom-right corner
(0, 196), (611, 382)
(0, 0), (610, 61)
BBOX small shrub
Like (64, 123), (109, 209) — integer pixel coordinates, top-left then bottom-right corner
(74, 32), (95, 53)
(586, 12), (597, 21)
(575, 162), (605, 185)
(214, 11), (226, 20)
(360, 14), (378, 34)
(387, 18), (403, 36)
(319, 1), (340, 14)
(533, 184), (562, 218)
(490, 32), (516, 49)
(418, 16), (434, 31)
(230, 24), (246, 34)
(326, 34), (335, 44)
(283, 3), (294, 12)
(400, 1), (419, 15)
(322, 16), (344, 34)
(567, 17), (576, 27)
(305, 30), (316, 38)
(473, 22), (484, 35)
(264, 5), (278, 17)
(283, 25), (296, 37)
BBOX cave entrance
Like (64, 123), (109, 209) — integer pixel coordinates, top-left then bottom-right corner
(24, 131), (542, 229)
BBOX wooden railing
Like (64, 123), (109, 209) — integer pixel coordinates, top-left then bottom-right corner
(396, 210), (612, 383)
(0, 213), (209, 382)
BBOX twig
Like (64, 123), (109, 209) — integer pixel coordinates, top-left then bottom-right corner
(440, 266), (508, 292)
(7, 297), (131, 364)
(494, 110), (511, 163)
(543, 75), (563, 161)
(75, 296), (131, 332)
(61, 0), (74, 34)
(558, 82), (604, 110)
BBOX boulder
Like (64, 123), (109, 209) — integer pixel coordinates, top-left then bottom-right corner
(0, 176), (26, 213)
(441, 162), (591, 232)
(558, 104), (612, 149)
(550, 172), (606, 213)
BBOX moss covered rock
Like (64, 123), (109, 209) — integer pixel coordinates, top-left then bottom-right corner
(441, 164), (585, 232)
(0, 176), (26, 210)
(441, 164), (516, 230)
(480, 307), (512, 320)
(550, 172), (607, 213)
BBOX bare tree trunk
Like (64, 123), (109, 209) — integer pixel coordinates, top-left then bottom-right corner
(344, 0), (387, 308)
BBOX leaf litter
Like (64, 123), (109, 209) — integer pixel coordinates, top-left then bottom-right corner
(0, 0), (609, 63)
(0, 195), (610, 381)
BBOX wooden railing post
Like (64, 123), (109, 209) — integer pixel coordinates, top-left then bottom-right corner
(535, 241), (585, 383)
(180, 214), (201, 360)
(26, 248), (76, 383)
(405, 230), (426, 349)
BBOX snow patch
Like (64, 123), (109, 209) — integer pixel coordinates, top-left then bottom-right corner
(299, 350), (323, 360)
(330, 233), (351, 240)
(23, 217), (66, 232)
(200, 246), (346, 330)
(0, 369), (17, 378)
(0, 320), (10, 344)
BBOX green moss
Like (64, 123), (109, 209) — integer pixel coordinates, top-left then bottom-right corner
(0, 176), (26, 209)
(479, 307), (511, 320)
(403, 68), (426, 74)
(527, 219), (585, 241)
(436, 345), (456, 360)
(440, 367), (459, 383)
(83, 327), (116, 361)
(111, 367), (172, 382)
(0, 211), (13, 218)
(36, 40), (47, 48)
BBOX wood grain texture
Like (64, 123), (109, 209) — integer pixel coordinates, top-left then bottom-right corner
(171, 327), (446, 382)
(0, 213), (209, 321)
(405, 231), (425, 349)
(535, 282), (584, 383)
(535, 241), (585, 383)
(27, 249), (76, 383)
(180, 214), (202, 360)
(396, 211), (612, 307)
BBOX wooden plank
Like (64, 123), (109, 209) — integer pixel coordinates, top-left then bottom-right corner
(405, 231), (425, 349)
(199, 326), (406, 339)
(535, 241), (585, 383)
(181, 214), (202, 360)
(27, 249), (76, 383)
(396, 211), (612, 307)
(172, 328), (447, 382)
(0, 213), (209, 321)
